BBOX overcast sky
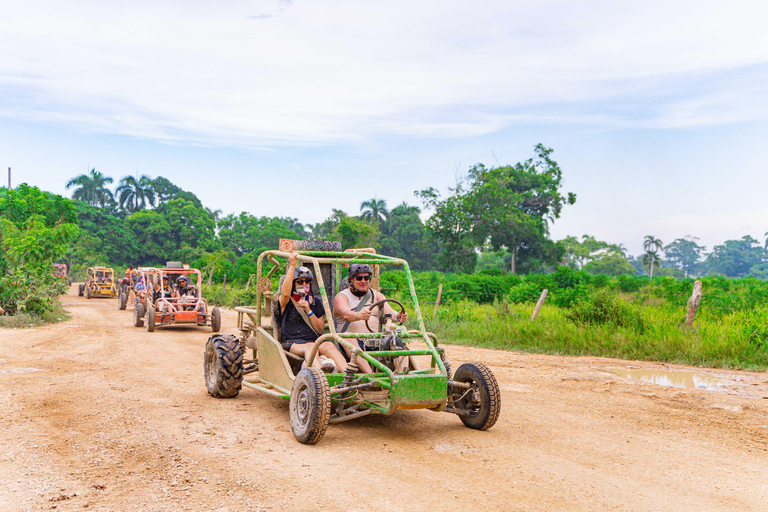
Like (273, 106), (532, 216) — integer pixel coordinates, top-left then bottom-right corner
(2, 0), (768, 256)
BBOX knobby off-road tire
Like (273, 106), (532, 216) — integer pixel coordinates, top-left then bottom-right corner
(134, 302), (145, 327)
(146, 305), (156, 332)
(204, 335), (243, 398)
(289, 367), (331, 445)
(85, 287), (91, 299)
(452, 362), (501, 431)
(118, 292), (127, 310)
(78, 284), (84, 297)
(210, 307), (221, 333)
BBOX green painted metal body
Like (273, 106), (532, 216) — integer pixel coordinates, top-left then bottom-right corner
(236, 249), (449, 417)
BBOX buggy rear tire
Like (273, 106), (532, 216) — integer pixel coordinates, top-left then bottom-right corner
(204, 335), (243, 398)
(146, 306), (156, 332)
(134, 302), (145, 327)
(78, 284), (84, 296)
(211, 307), (221, 332)
(452, 362), (501, 431)
(289, 367), (331, 445)
(118, 292), (127, 310)
(85, 287), (91, 299)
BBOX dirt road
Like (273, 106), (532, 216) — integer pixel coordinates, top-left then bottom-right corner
(1, 286), (767, 511)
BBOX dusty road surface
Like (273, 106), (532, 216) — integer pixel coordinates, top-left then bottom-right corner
(1, 286), (767, 511)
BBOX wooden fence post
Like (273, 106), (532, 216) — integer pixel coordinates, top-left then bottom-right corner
(433, 283), (443, 320)
(244, 273), (255, 292)
(223, 273), (227, 295)
(530, 289), (548, 321)
(686, 280), (703, 329)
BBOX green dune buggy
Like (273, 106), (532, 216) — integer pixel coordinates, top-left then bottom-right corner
(203, 241), (501, 444)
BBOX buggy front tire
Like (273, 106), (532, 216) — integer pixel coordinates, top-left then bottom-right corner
(118, 292), (127, 310)
(85, 287), (91, 299)
(134, 302), (145, 327)
(204, 335), (243, 398)
(211, 307), (221, 332)
(290, 367), (331, 445)
(146, 306), (156, 332)
(452, 362), (501, 431)
(78, 284), (84, 296)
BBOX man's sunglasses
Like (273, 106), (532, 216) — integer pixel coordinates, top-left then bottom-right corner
(295, 279), (312, 285)
(353, 275), (371, 282)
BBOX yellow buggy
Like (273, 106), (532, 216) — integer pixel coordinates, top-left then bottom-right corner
(204, 240), (501, 444)
(78, 266), (117, 299)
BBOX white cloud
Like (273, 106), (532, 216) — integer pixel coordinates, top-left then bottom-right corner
(2, 0), (768, 147)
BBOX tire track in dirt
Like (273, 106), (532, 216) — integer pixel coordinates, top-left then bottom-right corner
(1, 285), (767, 511)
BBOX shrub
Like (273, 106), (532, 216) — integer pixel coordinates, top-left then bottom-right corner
(509, 282), (545, 304)
(566, 289), (645, 332)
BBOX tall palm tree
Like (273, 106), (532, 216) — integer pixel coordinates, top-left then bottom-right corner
(642, 250), (661, 279)
(643, 235), (663, 253)
(643, 235), (663, 278)
(360, 197), (389, 224)
(66, 169), (114, 207)
(116, 175), (156, 213)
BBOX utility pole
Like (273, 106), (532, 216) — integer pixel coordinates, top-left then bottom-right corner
(7, 167), (10, 189)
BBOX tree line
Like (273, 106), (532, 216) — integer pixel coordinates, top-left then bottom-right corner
(3, 144), (768, 319)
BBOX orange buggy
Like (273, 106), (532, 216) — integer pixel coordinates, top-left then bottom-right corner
(133, 263), (221, 333)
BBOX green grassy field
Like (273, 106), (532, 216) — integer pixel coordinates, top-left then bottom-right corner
(200, 269), (768, 371)
(421, 299), (768, 371)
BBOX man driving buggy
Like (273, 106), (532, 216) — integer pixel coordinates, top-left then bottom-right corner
(333, 264), (408, 373)
(277, 253), (348, 374)
(173, 276), (196, 298)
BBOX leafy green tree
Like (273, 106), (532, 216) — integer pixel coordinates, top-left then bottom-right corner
(417, 144), (575, 273)
(125, 210), (175, 264)
(336, 216), (380, 249)
(707, 236), (765, 278)
(559, 235), (625, 269)
(0, 214), (79, 315)
(67, 201), (137, 265)
(157, 198), (217, 254)
(378, 202), (439, 270)
(360, 198), (389, 225)
(415, 187), (477, 272)
(311, 209), (347, 241)
(583, 254), (636, 276)
(65, 169), (114, 207)
(116, 175), (156, 212)
(664, 237), (706, 277)
(152, 176), (203, 207)
(0, 184), (77, 228)
(218, 213), (302, 256)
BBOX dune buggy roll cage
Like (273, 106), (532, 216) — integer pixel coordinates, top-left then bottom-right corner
(234, 250), (449, 412)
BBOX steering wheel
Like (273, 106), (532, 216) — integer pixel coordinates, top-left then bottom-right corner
(365, 298), (406, 333)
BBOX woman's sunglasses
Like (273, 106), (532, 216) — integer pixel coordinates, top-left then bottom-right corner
(353, 275), (371, 282)
(295, 279), (312, 285)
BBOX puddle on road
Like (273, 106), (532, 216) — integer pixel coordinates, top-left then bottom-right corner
(609, 368), (725, 390)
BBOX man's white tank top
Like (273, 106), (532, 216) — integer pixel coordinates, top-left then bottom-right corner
(335, 289), (380, 333)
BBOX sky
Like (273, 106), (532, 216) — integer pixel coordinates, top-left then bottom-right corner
(2, 0), (768, 256)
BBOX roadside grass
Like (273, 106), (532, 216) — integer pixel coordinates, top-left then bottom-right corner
(203, 282), (768, 371)
(0, 301), (70, 329)
(421, 301), (768, 371)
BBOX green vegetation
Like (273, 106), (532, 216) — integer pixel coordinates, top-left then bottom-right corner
(4, 144), (768, 371)
(397, 271), (768, 370)
(0, 185), (78, 319)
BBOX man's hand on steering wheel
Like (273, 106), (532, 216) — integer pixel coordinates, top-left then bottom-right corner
(355, 307), (373, 322)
